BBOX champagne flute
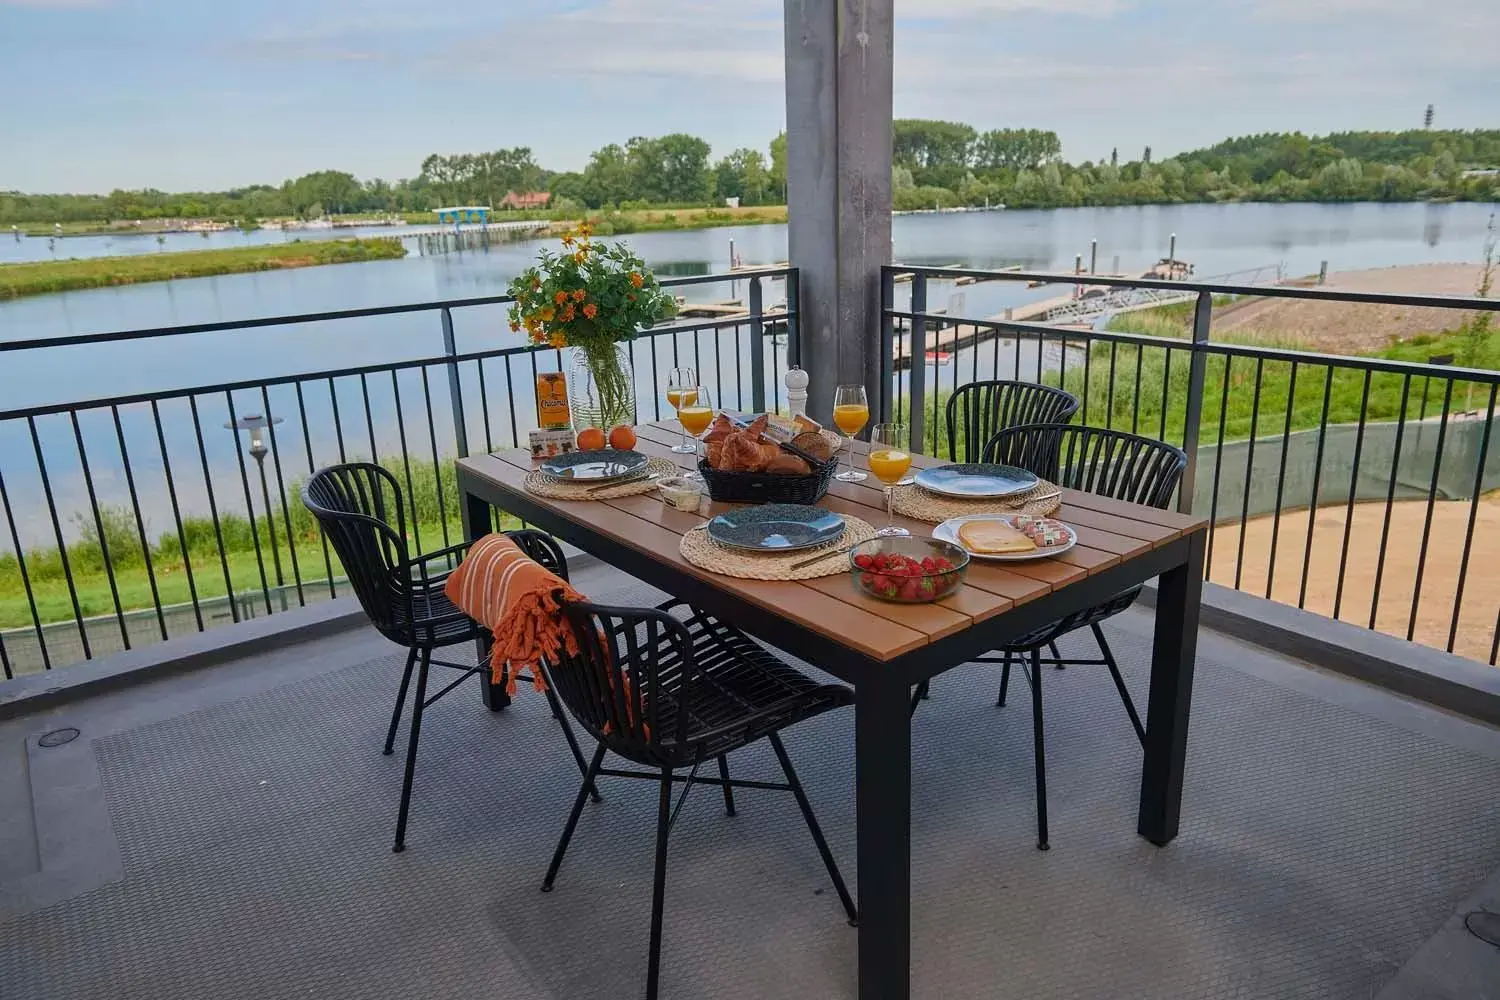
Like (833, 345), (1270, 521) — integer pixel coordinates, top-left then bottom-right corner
(676, 384), (714, 474)
(868, 422), (913, 537)
(665, 367), (700, 453)
(832, 384), (870, 482)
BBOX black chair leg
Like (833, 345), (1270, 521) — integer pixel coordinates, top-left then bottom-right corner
(1092, 623), (1145, 745)
(1029, 648), (1049, 851)
(909, 679), (930, 717)
(1049, 640), (1064, 669)
(392, 647), (431, 853)
(544, 681), (603, 803)
(716, 755), (736, 816)
(645, 768), (673, 1000)
(383, 646), (418, 756)
(996, 651), (1013, 707)
(768, 733), (858, 925)
(543, 743), (607, 890)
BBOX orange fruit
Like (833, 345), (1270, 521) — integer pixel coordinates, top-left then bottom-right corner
(608, 424), (637, 450)
(576, 427), (606, 451)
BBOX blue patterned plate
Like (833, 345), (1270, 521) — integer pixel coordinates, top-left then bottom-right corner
(706, 504), (845, 553)
(539, 448), (648, 482)
(915, 463), (1039, 499)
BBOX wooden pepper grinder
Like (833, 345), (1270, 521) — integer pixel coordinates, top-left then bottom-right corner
(785, 366), (809, 420)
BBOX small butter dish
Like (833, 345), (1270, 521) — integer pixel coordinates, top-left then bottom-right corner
(658, 476), (703, 512)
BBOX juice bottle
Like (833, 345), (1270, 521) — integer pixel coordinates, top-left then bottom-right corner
(536, 372), (572, 429)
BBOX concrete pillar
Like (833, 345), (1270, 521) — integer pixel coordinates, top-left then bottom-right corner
(783, 0), (894, 424)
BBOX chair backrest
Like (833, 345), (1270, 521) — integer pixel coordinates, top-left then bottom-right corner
(301, 463), (411, 636)
(945, 380), (1080, 462)
(551, 600), (694, 762)
(983, 423), (1186, 509)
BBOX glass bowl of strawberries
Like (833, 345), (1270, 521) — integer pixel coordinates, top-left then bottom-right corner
(848, 535), (970, 604)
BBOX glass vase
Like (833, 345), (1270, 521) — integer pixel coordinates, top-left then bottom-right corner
(566, 342), (637, 430)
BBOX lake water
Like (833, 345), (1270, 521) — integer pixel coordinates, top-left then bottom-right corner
(1, 201), (1494, 548)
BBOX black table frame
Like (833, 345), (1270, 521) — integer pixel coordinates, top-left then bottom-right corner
(458, 463), (1206, 1000)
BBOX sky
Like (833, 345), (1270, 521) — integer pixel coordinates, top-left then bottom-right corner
(1, 0), (1496, 194)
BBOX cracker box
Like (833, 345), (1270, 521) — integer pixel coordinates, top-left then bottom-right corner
(528, 427), (576, 460)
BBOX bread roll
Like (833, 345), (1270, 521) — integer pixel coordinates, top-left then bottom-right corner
(793, 414), (823, 435)
(766, 453), (812, 476)
(790, 431), (834, 463)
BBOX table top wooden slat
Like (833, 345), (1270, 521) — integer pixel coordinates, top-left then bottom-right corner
(459, 420), (1206, 664)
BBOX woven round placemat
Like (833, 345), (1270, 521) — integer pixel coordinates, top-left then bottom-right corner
(524, 456), (682, 501)
(890, 478), (1062, 523)
(679, 514), (877, 580)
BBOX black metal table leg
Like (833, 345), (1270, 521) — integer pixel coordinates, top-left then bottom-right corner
(461, 488), (510, 712)
(855, 671), (911, 1000)
(1137, 529), (1206, 846)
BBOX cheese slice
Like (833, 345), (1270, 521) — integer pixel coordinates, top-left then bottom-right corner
(957, 519), (1036, 554)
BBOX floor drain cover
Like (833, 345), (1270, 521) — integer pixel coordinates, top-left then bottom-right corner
(37, 727), (80, 748)
(1464, 911), (1500, 948)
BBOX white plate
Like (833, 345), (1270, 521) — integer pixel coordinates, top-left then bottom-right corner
(932, 514), (1077, 562)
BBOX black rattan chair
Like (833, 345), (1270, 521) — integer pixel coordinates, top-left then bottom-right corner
(302, 462), (595, 853)
(914, 425), (1186, 851)
(945, 379), (1080, 462)
(542, 597), (856, 1000)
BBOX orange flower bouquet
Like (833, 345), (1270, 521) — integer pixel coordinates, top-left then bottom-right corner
(507, 225), (675, 429)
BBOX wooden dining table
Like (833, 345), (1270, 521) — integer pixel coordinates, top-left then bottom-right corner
(455, 419), (1208, 1000)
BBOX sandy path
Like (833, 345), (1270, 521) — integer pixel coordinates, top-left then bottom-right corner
(1207, 495), (1500, 664)
(1213, 262), (1487, 354)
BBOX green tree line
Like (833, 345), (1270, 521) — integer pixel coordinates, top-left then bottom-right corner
(3, 126), (1496, 227)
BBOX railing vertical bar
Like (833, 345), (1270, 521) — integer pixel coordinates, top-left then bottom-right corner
(773, 327), (784, 414)
(420, 366), (452, 549)
(111, 405), (168, 640)
(440, 307), (469, 459)
(71, 411), (129, 648)
(1159, 347), (1172, 444)
(1265, 361), (1298, 599)
(0, 623), (9, 681)
(224, 392), (274, 617)
(1205, 356), (1232, 578)
(1233, 358), (1265, 592)
(1368, 373), (1413, 630)
(261, 385), (304, 607)
(649, 335), (661, 421)
(327, 377), (347, 463)
(1130, 344), (1144, 435)
(750, 278), (767, 414)
(1104, 342), (1118, 431)
(390, 370), (422, 555)
(504, 356), (520, 449)
(187, 397), (239, 623)
(1333, 371), (1373, 622)
(359, 373), (378, 461)
(1177, 291), (1212, 516)
(1408, 379), (1453, 642)
(909, 275), (928, 455)
(30, 416), (91, 657)
(1298, 367), (1335, 610)
(1492, 607), (1500, 667)
(734, 322), (745, 412)
(477, 359), (494, 454)
(152, 400), (203, 628)
(711, 326), (725, 413)
(296, 381), (337, 599)
(1081, 335), (1092, 426)
(1450, 383), (1497, 653)
(0, 464), (51, 670)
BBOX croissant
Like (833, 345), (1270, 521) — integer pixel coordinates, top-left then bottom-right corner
(724, 432), (764, 471)
(744, 413), (770, 439)
(704, 414), (735, 444)
(706, 440), (726, 468)
(753, 441), (780, 471)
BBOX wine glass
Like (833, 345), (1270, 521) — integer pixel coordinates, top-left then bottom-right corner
(868, 422), (913, 537)
(676, 384), (714, 473)
(666, 367), (699, 453)
(832, 384), (870, 482)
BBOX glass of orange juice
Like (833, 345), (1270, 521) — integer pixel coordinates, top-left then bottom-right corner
(666, 367), (699, 453)
(868, 422), (913, 537)
(832, 384), (870, 482)
(676, 385), (714, 473)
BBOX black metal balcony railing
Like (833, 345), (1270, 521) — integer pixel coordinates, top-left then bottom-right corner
(4, 261), (1499, 680)
(0, 268), (797, 678)
(883, 264), (1500, 664)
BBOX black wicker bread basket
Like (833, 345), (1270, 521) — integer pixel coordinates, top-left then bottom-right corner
(697, 437), (837, 504)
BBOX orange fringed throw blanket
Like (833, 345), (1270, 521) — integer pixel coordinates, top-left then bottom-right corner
(443, 534), (586, 696)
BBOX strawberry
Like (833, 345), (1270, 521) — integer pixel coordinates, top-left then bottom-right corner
(918, 576), (937, 598)
(899, 578), (921, 601)
(921, 556), (938, 573)
(860, 572), (878, 589)
(872, 553), (888, 572)
(853, 553), (874, 570)
(883, 579), (901, 599)
(933, 557), (953, 571)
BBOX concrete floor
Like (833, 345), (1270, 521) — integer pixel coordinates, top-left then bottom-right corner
(3, 557), (1500, 999)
